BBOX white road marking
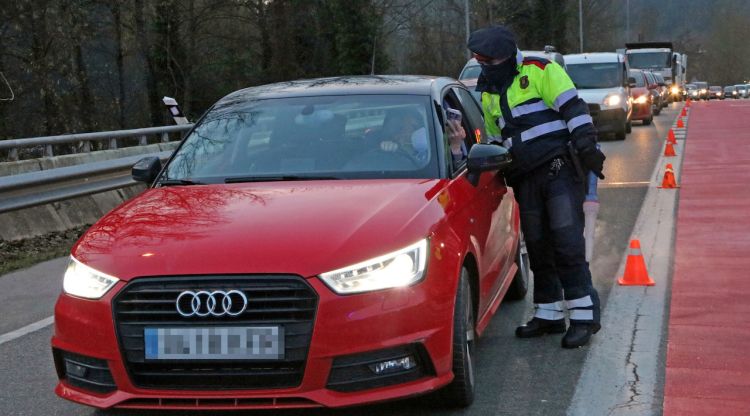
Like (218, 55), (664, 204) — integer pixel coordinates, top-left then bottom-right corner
(599, 181), (651, 188)
(0, 316), (54, 346)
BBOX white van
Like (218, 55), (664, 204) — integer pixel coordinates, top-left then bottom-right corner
(563, 52), (632, 140)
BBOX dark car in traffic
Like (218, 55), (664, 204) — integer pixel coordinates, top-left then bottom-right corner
(724, 85), (739, 99)
(52, 76), (529, 410)
(643, 71), (663, 115)
(694, 81), (709, 100)
(709, 85), (723, 100)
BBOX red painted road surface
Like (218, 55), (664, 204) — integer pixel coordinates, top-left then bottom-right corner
(664, 100), (750, 415)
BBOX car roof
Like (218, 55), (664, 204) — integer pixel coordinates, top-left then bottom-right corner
(216, 75), (457, 106)
(564, 52), (623, 64)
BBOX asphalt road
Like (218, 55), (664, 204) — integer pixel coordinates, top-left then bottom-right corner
(0, 103), (680, 416)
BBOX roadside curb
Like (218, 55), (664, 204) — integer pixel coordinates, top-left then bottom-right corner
(567, 103), (689, 416)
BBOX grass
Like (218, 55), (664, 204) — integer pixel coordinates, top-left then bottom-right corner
(0, 225), (90, 276)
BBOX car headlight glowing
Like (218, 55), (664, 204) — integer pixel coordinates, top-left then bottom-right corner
(603, 94), (621, 107)
(634, 95), (649, 104)
(671, 86), (679, 94)
(691, 91), (698, 96)
(701, 89), (707, 94)
(63, 256), (120, 299)
(319, 239), (428, 294)
(733, 91), (738, 95)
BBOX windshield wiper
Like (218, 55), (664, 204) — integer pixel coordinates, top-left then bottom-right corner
(224, 175), (339, 183)
(157, 178), (206, 186)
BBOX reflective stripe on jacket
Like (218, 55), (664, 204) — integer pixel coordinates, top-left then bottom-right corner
(480, 56), (596, 176)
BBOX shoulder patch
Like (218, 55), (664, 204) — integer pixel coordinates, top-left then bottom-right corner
(520, 75), (529, 89)
(523, 56), (550, 70)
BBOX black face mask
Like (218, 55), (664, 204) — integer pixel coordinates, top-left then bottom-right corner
(481, 58), (517, 87)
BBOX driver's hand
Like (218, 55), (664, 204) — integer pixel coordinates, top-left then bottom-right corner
(445, 119), (466, 153)
(380, 141), (399, 152)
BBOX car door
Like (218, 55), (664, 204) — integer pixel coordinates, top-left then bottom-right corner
(445, 87), (515, 317)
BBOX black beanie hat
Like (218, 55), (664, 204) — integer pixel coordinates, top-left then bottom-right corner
(467, 26), (517, 60)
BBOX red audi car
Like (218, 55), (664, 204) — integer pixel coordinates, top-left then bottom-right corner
(52, 76), (528, 411)
(628, 69), (653, 125)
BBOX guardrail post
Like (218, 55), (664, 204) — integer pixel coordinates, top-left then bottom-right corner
(8, 148), (18, 161)
(45, 144), (53, 157)
(139, 134), (148, 146)
(81, 141), (91, 153)
(109, 138), (118, 150)
(161, 132), (169, 143)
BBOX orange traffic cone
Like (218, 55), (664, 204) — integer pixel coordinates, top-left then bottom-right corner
(658, 163), (680, 188)
(667, 128), (677, 144)
(686, 99), (692, 107)
(664, 142), (677, 157)
(677, 118), (685, 128)
(618, 240), (655, 286)
(681, 107), (687, 117)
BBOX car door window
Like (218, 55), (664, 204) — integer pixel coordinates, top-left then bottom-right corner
(441, 90), (473, 176)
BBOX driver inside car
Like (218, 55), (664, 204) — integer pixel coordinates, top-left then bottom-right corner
(378, 106), (466, 168)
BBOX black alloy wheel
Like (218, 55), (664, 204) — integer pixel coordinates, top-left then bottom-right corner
(441, 268), (476, 407)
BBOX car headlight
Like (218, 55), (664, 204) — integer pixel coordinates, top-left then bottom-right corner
(701, 89), (707, 94)
(319, 239), (428, 294)
(733, 91), (738, 95)
(603, 94), (621, 106)
(691, 91), (698, 96)
(63, 256), (120, 299)
(670, 86), (679, 94)
(634, 95), (649, 104)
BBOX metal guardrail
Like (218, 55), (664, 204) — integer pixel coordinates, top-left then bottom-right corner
(0, 151), (173, 214)
(1, 124), (193, 161)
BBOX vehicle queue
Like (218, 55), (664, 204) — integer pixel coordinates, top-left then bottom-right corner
(459, 45), (747, 141)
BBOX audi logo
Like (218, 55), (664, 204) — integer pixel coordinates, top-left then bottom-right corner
(176, 290), (248, 318)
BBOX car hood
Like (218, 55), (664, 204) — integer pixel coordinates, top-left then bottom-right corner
(577, 87), (624, 105)
(630, 87), (649, 97)
(73, 180), (447, 280)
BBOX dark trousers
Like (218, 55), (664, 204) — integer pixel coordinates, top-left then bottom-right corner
(514, 160), (600, 324)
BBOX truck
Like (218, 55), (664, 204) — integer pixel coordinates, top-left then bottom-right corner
(625, 42), (687, 101)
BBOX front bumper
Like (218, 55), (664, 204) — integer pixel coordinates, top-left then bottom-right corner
(589, 106), (627, 134)
(52, 270), (458, 409)
(630, 102), (652, 120)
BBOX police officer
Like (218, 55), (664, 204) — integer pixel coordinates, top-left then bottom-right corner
(467, 26), (606, 348)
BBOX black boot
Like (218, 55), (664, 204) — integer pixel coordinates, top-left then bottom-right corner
(561, 323), (601, 348)
(515, 317), (567, 338)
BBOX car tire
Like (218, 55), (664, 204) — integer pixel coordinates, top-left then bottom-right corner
(441, 268), (475, 408)
(653, 106), (661, 116)
(643, 115), (653, 125)
(625, 120), (632, 134)
(505, 235), (530, 300)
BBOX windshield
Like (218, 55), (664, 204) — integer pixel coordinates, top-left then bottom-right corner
(459, 64), (482, 80)
(567, 63), (622, 89)
(709, 86), (721, 92)
(163, 94), (439, 183)
(629, 71), (646, 87)
(627, 52), (671, 69)
(724, 86), (735, 92)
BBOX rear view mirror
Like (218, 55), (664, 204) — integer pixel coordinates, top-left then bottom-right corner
(132, 156), (162, 184)
(628, 77), (636, 88)
(466, 143), (513, 186)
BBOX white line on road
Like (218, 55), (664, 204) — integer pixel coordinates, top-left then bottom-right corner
(0, 316), (54, 346)
(599, 181), (651, 188)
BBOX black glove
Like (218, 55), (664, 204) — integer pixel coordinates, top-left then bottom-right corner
(580, 147), (605, 179)
(575, 136), (606, 179)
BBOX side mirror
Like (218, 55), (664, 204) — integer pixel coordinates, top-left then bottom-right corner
(628, 77), (636, 88)
(466, 143), (513, 186)
(132, 156), (162, 183)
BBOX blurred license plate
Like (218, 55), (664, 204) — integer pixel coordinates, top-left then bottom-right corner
(144, 327), (284, 360)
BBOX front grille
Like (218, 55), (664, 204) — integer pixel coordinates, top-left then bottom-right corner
(54, 350), (117, 394)
(112, 276), (318, 390)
